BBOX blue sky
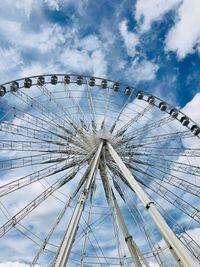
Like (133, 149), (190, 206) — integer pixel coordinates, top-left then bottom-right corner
(0, 1), (200, 267)
(0, 0), (200, 107)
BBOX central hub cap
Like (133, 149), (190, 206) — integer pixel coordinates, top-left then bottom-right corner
(72, 128), (115, 155)
(96, 128), (112, 141)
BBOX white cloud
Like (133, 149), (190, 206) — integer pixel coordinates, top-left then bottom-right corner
(135, 0), (181, 32)
(181, 92), (200, 125)
(119, 20), (139, 57)
(44, 0), (89, 14)
(165, 0), (200, 59)
(10, 0), (37, 18)
(135, 0), (200, 58)
(59, 48), (92, 73)
(91, 49), (108, 77)
(19, 62), (60, 78)
(127, 58), (159, 82)
(0, 0), (108, 81)
(78, 35), (102, 52)
(44, 0), (60, 11)
(59, 34), (108, 77)
(0, 48), (23, 72)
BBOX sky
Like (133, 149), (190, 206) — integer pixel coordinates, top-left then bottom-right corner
(0, 0), (200, 107)
(0, 0), (200, 267)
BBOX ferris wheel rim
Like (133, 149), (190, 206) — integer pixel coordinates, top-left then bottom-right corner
(0, 73), (199, 138)
(0, 73), (199, 266)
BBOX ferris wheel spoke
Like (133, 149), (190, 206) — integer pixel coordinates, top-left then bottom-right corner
(110, 93), (132, 133)
(63, 83), (89, 129)
(0, 158), (82, 197)
(122, 131), (193, 148)
(10, 107), (69, 137)
(150, 155), (200, 176)
(152, 159), (200, 178)
(0, 122), (70, 144)
(12, 90), (73, 133)
(74, 211), (112, 266)
(149, 166), (199, 197)
(178, 232), (200, 261)
(102, 87), (112, 128)
(127, 154), (200, 177)
(142, 191), (200, 261)
(126, 147), (200, 157)
(0, 140), (73, 153)
(0, 108), (13, 123)
(0, 139), (84, 155)
(0, 122), (85, 150)
(0, 151), (74, 171)
(0, 165), (81, 238)
(0, 201), (52, 251)
(139, 176), (200, 223)
(0, 104), (68, 137)
(86, 78), (96, 127)
(37, 84), (81, 132)
(126, 158), (200, 197)
(121, 115), (175, 140)
(107, 163), (133, 192)
(115, 104), (153, 137)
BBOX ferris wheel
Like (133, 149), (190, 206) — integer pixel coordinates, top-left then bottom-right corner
(0, 74), (199, 267)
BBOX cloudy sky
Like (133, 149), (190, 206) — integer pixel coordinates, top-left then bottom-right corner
(0, 0), (200, 267)
(0, 0), (200, 107)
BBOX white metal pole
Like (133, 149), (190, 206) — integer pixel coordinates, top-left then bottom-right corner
(107, 142), (197, 267)
(112, 192), (150, 267)
(99, 151), (145, 267)
(80, 180), (96, 267)
(53, 142), (103, 267)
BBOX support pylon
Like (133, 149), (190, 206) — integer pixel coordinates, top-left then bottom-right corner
(107, 142), (197, 267)
(52, 142), (103, 267)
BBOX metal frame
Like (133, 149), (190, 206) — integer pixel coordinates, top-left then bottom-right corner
(107, 142), (197, 267)
(0, 73), (199, 266)
(52, 142), (103, 267)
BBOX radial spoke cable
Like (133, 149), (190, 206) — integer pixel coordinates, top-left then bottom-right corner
(0, 165), (83, 238)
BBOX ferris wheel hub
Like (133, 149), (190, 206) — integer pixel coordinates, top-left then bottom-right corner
(96, 128), (112, 141)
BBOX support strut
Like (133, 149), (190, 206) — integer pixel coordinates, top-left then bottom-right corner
(112, 191), (150, 267)
(107, 142), (197, 267)
(52, 142), (103, 267)
(99, 149), (146, 267)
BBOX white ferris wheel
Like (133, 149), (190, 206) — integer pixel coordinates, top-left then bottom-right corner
(0, 74), (199, 267)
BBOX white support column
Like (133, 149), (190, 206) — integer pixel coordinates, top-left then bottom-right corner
(99, 151), (145, 267)
(53, 142), (103, 267)
(112, 192), (150, 267)
(107, 142), (197, 267)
